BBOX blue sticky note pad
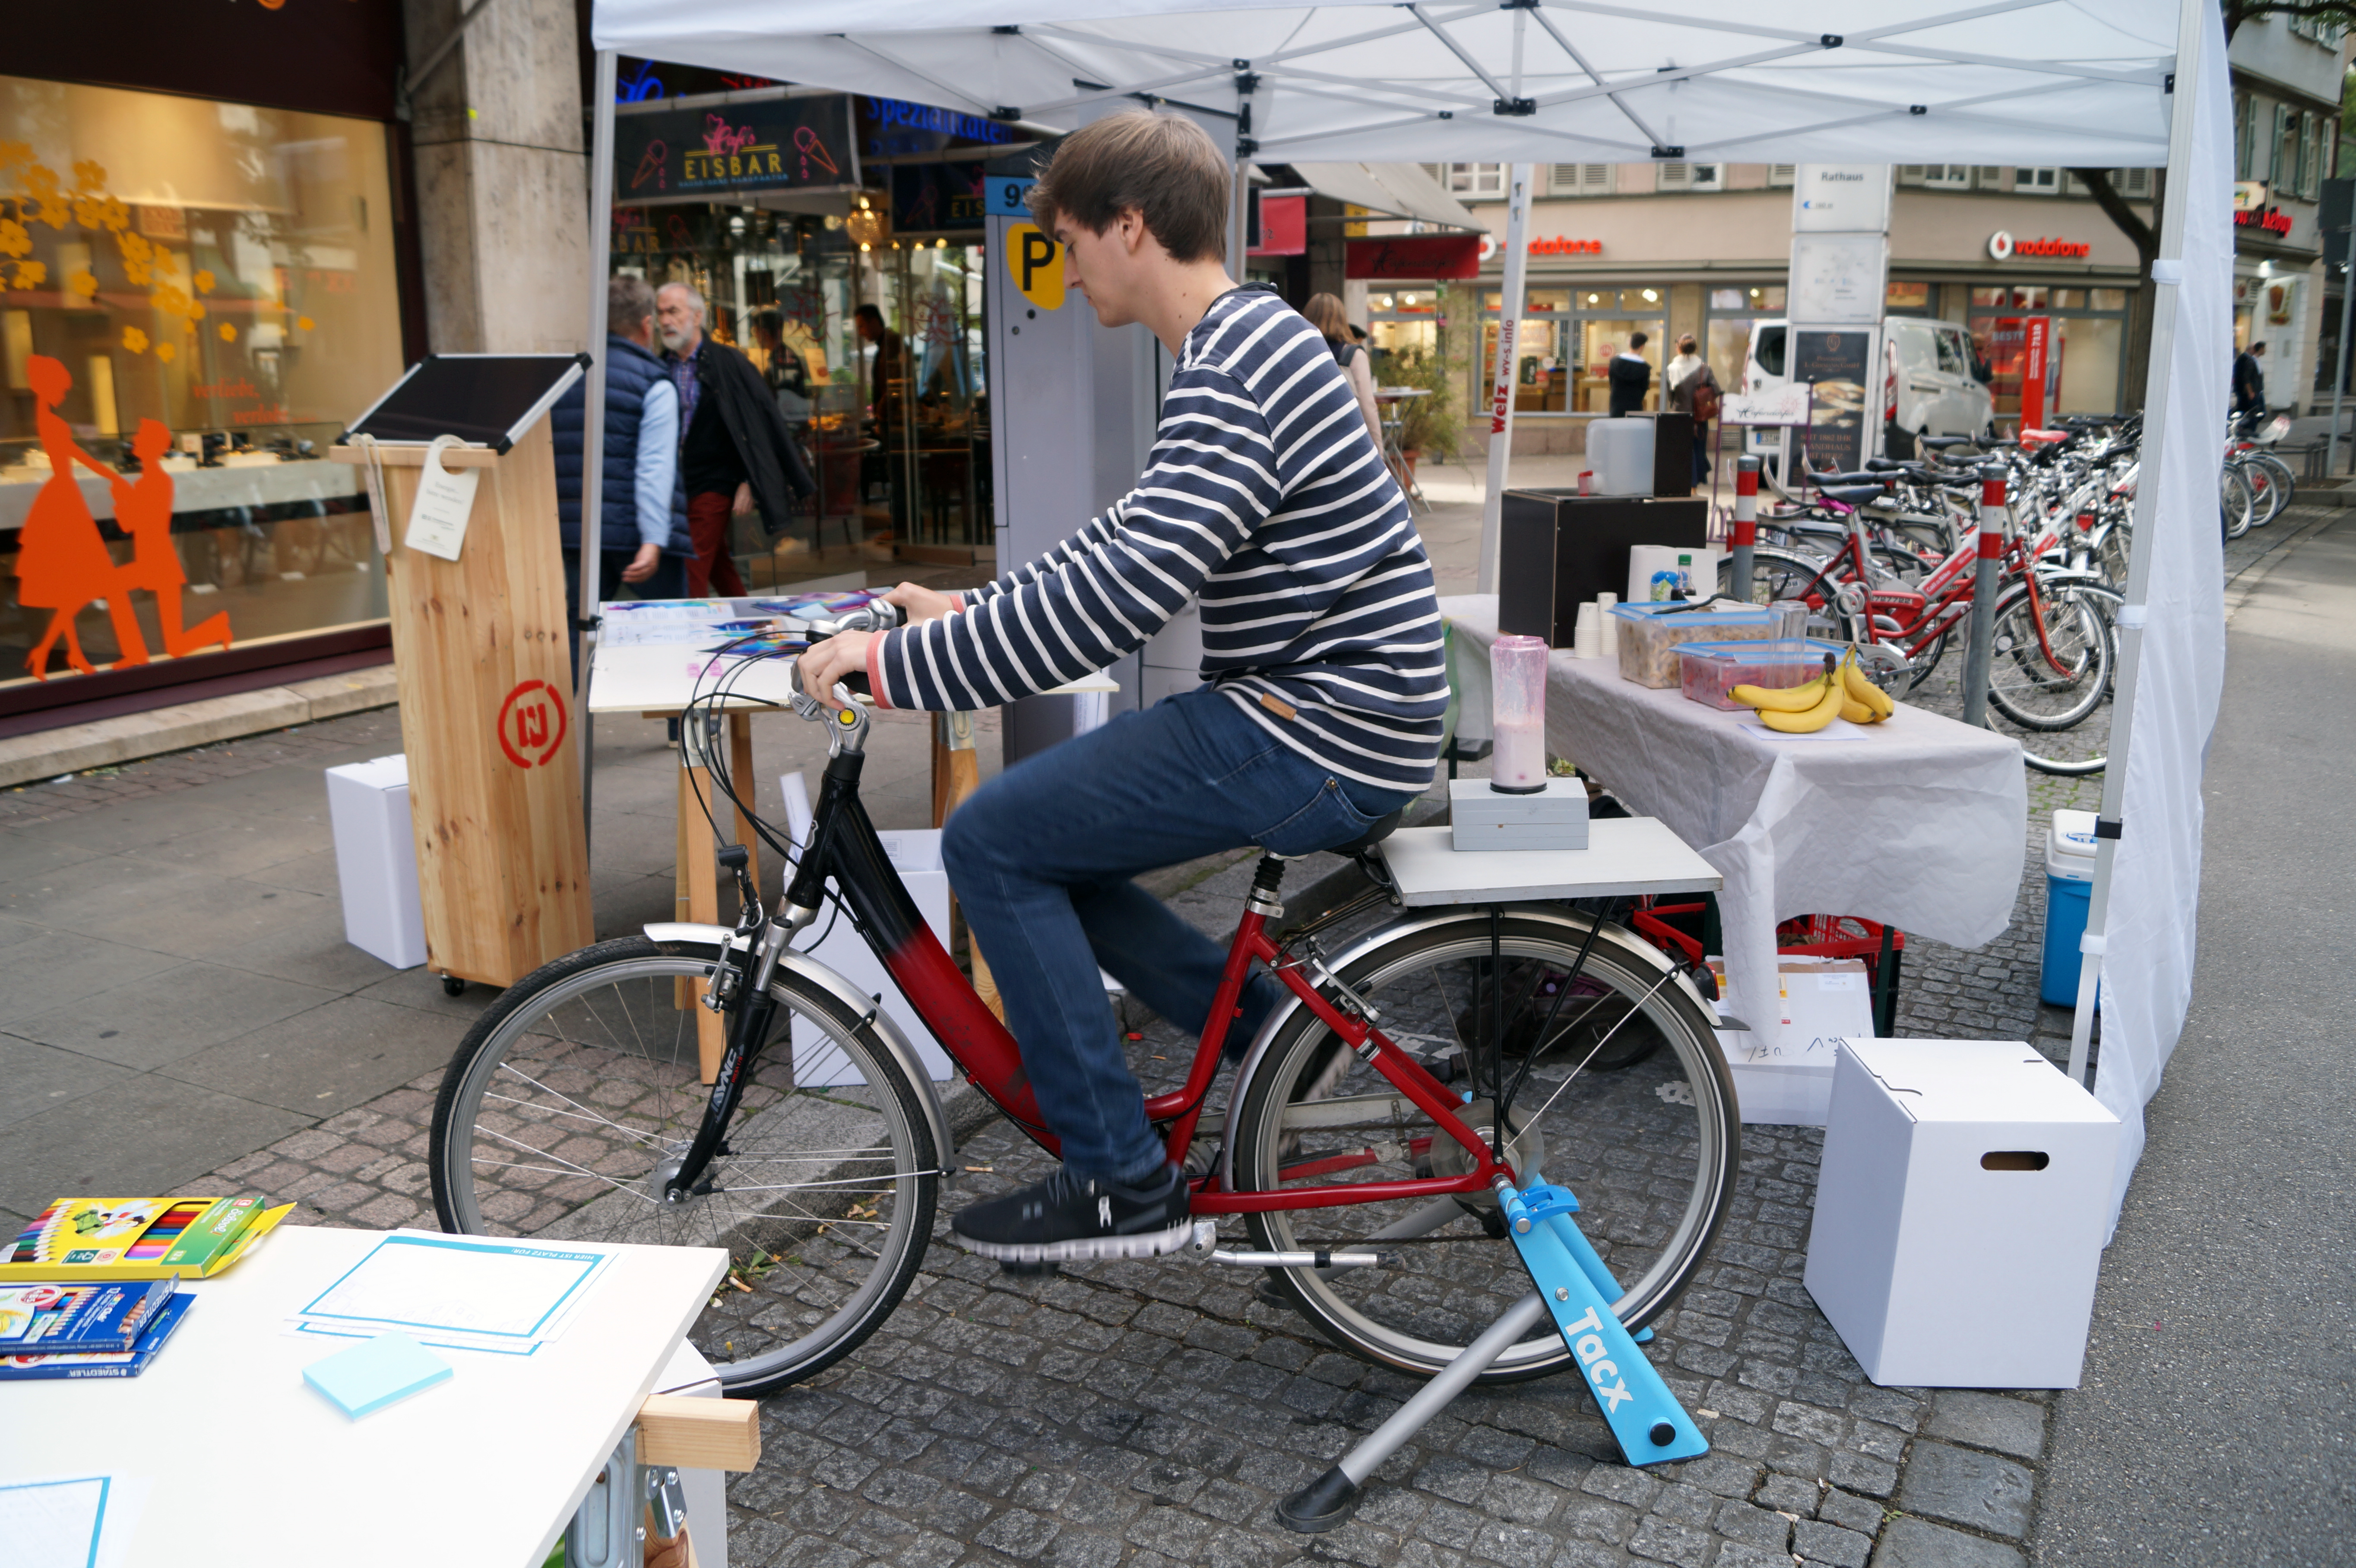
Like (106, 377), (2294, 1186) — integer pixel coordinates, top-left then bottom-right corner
(303, 1332), (452, 1418)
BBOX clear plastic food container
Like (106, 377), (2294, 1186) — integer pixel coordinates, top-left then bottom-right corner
(1608, 601), (1779, 688)
(1676, 638), (1849, 710)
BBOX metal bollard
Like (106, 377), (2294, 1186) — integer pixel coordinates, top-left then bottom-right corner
(1959, 463), (2007, 730)
(1729, 456), (1759, 603)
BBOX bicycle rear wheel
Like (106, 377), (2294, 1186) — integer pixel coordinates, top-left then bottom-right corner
(1984, 581), (2112, 730)
(2233, 452), (2290, 525)
(429, 936), (939, 1397)
(1226, 908), (1738, 1383)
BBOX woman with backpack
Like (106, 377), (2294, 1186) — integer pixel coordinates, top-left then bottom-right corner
(1666, 333), (1721, 486)
(1305, 292), (1386, 450)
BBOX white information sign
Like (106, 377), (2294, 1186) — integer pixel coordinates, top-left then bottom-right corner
(1791, 164), (1892, 233)
(1789, 234), (1889, 326)
(1721, 385), (1814, 427)
(403, 435), (479, 561)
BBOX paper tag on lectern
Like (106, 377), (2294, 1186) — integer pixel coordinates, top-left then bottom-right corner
(405, 435), (480, 561)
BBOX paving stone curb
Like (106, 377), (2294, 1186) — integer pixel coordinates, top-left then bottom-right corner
(0, 661), (398, 789)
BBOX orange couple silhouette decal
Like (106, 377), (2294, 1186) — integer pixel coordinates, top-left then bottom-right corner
(18, 354), (230, 677)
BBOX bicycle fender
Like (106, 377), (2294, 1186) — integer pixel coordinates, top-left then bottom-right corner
(643, 923), (957, 1177)
(1216, 904), (1724, 1193)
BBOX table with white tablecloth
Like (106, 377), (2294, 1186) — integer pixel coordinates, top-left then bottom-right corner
(1442, 595), (2026, 1056)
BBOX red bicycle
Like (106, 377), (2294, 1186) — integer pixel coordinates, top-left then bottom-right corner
(429, 620), (1738, 1397)
(1731, 484), (2113, 729)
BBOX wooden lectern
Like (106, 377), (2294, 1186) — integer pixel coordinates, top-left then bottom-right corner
(332, 355), (594, 989)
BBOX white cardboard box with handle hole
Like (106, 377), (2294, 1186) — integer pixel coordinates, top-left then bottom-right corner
(1804, 1038), (2120, 1388)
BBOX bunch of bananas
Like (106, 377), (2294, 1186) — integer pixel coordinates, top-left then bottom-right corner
(1730, 650), (1895, 734)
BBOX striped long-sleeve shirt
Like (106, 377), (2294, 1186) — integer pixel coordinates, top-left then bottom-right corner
(865, 286), (1447, 790)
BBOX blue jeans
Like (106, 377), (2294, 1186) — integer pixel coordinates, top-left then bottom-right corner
(943, 686), (1417, 1183)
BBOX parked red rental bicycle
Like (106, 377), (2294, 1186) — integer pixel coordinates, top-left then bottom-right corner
(1733, 477), (2114, 730)
(429, 613), (1739, 1397)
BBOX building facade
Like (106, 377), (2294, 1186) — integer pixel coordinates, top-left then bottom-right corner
(2224, 12), (2349, 402)
(1359, 19), (2345, 456)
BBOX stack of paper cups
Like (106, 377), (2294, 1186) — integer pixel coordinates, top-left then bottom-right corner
(1597, 593), (1619, 658)
(1572, 602), (1601, 659)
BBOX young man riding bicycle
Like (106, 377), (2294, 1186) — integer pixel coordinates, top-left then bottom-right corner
(795, 111), (1447, 1267)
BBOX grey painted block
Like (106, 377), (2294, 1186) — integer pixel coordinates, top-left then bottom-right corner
(1897, 1442), (2036, 1540)
(1448, 777), (1590, 850)
(1871, 1515), (2026, 1568)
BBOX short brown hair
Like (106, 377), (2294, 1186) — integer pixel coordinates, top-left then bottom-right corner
(1303, 293), (1350, 342)
(1026, 111), (1230, 265)
(607, 274), (656, 338)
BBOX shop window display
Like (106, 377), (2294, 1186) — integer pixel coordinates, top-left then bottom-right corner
(1701, 285), (1783, 395)
(0, 77), (403, 686)
(618, 209), (990, 592)
(1967, 285), (2128, 425)
(1476, 288), (1663, 414)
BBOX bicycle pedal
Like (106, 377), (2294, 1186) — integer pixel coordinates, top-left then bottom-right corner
(996, 1259), (1061, 1279)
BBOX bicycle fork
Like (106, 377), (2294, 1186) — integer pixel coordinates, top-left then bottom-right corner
(665, 846), (793, 1205)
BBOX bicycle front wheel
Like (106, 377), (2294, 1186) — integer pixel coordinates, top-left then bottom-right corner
(429, 936), (939, 1397)
(1984, 581), (2113, 730)
(2222, 465), (2254, 541)
(1228, 909), (1738, 1383)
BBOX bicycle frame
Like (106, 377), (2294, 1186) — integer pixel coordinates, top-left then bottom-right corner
(683, 724), (1513, 1217)
(1806, 506), (2082, 678)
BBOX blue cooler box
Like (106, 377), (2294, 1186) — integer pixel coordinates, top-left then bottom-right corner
(2039, 809), (2100, 1005)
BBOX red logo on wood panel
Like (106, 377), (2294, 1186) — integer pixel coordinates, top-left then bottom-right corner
(497, 680), (569, 768)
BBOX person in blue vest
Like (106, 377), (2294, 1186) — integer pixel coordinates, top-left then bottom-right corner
(553, 275), (690, 675)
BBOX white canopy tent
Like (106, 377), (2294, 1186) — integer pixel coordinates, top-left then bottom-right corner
(580, 0), (2229, 1230)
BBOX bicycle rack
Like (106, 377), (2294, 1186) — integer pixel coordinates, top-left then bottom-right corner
(1275, 1173), (1708, 1533)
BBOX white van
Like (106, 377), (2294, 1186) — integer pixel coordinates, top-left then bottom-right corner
(1744, 318), (1993, 461)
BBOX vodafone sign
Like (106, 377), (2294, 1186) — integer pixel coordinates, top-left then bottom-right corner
(1988, 231), (2092, 261)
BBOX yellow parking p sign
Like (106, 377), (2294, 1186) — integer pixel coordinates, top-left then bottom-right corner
(1006, 224), (1065, 310)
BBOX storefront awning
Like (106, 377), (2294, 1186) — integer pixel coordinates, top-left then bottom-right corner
(1283, 163), (1478, 233)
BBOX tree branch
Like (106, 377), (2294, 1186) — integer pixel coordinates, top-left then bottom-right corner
(2069, 169), (2156, 259)
(2223, 1), (2356, 42)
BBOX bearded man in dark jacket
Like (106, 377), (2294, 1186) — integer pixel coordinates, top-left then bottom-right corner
(656, 282), (817, 596)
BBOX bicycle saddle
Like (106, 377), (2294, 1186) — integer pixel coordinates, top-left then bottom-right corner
(1807, 469), (1891, 486)
(1323, 807), (1404, 860)
(1864, 457), (1908, 472)
(1918, 435), (1975, 450)
(1819, 484), (1892, 506)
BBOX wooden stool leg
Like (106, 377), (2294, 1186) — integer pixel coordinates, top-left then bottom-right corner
(678, 737), (725, 1084)
(934, 711), (1001, 1021)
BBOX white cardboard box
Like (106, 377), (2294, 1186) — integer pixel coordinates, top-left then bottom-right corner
(1804, 1039), (2120, 1388)
(792, 828), (956, 1084)
(1712, 957), (1875, 1125)
(323, 754), (427, 969)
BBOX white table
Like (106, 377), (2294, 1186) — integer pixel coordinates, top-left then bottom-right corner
(0, 1225), (726, 1568)
(1443, 595), (2026, 1056)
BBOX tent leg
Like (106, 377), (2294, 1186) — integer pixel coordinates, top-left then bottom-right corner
(578, 49), (618, 850)
(2067, 0), (2208, 1086)
(1476, 164), (1534, 595)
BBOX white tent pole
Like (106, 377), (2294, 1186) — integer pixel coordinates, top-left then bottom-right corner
(2065, 0), (2204, 1086)
(1476, 163), (1533, 595)
(578, 49), (617, 808)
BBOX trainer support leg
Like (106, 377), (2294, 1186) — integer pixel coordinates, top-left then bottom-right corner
(1277, 1293), (1550, 1533)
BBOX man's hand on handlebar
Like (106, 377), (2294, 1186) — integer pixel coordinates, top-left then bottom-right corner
(881, 581), (959, 624)
(798, 627), (872, 702)
(795, 583), (954, 701)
